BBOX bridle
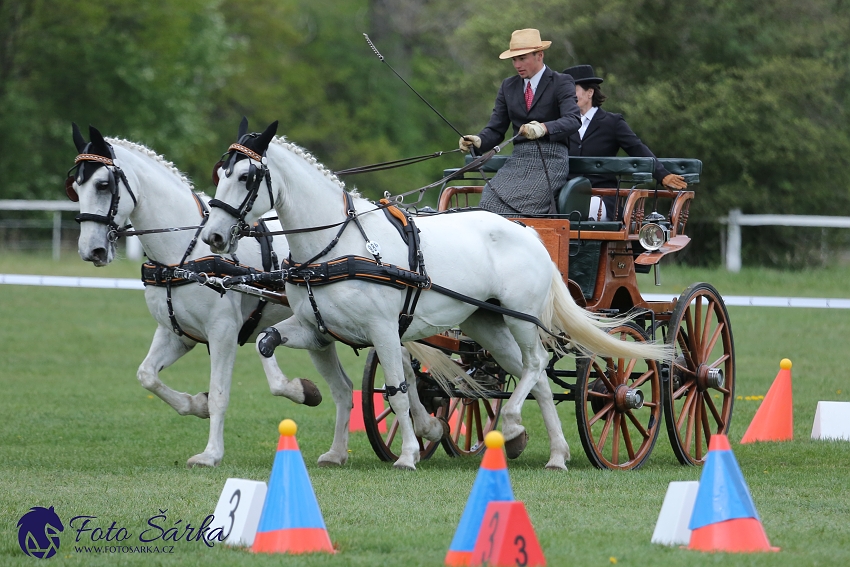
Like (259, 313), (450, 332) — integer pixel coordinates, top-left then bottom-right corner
(209, 138), (274, 240)
(65, 148), (137, 242)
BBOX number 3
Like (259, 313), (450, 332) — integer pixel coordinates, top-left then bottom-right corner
(223, 489), (241, 540)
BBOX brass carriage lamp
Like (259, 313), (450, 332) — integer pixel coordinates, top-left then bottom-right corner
(638, 210), (669, 286)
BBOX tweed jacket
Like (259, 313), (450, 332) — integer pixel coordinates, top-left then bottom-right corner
(566, 107), (672, 186)
(477, 67), (582, 152)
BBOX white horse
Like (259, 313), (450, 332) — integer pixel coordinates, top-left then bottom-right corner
(69, 124), (346, 468)
(200, 120), (670, 471)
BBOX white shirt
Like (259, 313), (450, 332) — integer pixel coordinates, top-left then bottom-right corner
(524, 65), (547, 96)
(579, 105), (598, 139)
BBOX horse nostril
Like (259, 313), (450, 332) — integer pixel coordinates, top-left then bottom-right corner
(92, 248), (108, 263)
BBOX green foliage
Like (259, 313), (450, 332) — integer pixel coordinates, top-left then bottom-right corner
(2, 0), (850, 265)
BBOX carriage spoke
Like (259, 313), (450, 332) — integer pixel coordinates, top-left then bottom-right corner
(473, 402), (484, 444)
(672, 378), (696, 401)
(694, 297), (703, 350)
(482, 399), (497, 420)
(677, 331), (698, 370)
(699, 299), (716, 360)
(387, 418), (399, 447)
(676, 388), (697, 431)
(464, 405), (474, 452)
(620, 413), (636, 460)
(597, 411), (615, 452)
(683, 398), (695, 454)
(376, 406), (393, 424)
(629, 369), (654, 390)
(588, 401), (615, 427)
(594, 361), (617, 392)
(611, 413), (622, 463)
(702, 320), (724, 362)
(700, 397), (712, 450)
(695, 395), (703, 459)
(705, 394), (724, 430)
(625, 410), (650, 440)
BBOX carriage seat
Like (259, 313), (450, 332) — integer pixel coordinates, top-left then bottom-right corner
(657, 158), (702, 184)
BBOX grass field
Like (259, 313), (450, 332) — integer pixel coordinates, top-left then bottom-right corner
(1, 252), (850, 566)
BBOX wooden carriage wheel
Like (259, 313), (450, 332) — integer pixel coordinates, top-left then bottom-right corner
(663, 283), (735, 465)
(575, 322), (662, 470)
(361, 348), (443, 462)
(361, 347), (504, 461)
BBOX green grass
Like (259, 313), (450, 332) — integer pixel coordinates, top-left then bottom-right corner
(1, 258), (850, 565)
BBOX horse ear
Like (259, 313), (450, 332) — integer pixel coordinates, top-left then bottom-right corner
(237, 116), (248, 139)
(88, 126), (111, 157)
(72, 123), (87, 152)
(255, 121), (279, 155)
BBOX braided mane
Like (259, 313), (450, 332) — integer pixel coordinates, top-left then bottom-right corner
(271, 136), (360, 197)
(106, 137), (195, 191)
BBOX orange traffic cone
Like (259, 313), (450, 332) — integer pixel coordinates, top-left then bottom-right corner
(252, 420), (334, 555)
(445, 431), (514, 566)
(740, 359), (793, 443)
(688, 435), (779, 552)
(470, 501), (546, 566)
(350, 391), (386, 433)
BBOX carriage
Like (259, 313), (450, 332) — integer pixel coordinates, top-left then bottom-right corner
(358, 154), (735, 470)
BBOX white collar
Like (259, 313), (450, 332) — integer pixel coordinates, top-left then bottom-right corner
(582, 106), (599, 122)
(524, 65), (547, 93)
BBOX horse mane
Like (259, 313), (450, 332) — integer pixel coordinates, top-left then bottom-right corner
(270, 136), (361, 198)
(106, 137), (195, 190)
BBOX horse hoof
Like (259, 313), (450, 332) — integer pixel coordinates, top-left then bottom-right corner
(439, 417), (451, 439)
(317, 459), (342, 468)
(300, 379), (322, 406)
(393, 462), (416, 471)
(186, 453), (219, 468)
(544, 462), (568, 471)
(317, 451), (346, 467)
(504, 431), (529, 459)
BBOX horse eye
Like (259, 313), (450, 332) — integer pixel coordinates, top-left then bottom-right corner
(96, 180), (110, 190)
(238, 173), (248, 183)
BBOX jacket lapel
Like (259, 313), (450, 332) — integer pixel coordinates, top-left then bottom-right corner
(529, 67), (553, 112)
(582, 108), (604, 140)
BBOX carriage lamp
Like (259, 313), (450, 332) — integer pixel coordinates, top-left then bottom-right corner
(638, 211), (669, 252)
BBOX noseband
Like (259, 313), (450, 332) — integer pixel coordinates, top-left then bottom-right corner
(209, 142), (274, 237)
(66, 151), (137, 241)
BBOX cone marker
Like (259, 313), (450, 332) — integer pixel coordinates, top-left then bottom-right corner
(741, 358), (793, 443)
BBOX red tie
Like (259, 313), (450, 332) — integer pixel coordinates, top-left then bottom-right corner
(524, 82), (533, 110)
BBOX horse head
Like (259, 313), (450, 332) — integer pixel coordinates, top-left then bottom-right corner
(67, 123), (137, 266)
(202, 118), (278, 254)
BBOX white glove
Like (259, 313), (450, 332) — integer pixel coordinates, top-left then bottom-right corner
(459, 135), (481, 153)
(520, 121), (546, 140)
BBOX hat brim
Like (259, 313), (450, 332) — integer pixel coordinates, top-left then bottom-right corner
(573, 76), (604, 85)
(499, 41), (551, 60)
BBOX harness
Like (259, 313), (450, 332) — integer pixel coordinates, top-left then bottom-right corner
(66, 151), (137, 237)
(140, 217), (281, 345)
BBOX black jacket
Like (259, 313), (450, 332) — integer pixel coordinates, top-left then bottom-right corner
(478, 67), (581, 152)
(567, 107), (672, 187)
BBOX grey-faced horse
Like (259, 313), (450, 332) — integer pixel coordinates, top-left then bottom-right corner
(69, 124), (347, 467)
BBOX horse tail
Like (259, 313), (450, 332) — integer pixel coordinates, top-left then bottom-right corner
(540, 264), (672, 362)
(403, 341), (487, 398)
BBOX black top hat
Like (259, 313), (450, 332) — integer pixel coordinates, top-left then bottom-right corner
(563, 64), (603, 85)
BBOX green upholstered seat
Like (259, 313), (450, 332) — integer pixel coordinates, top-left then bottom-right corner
(657, 158), (702, 184)
(555, 176), (592, 218)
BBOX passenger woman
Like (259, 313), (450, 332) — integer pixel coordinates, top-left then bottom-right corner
(563, 64), (687, 221)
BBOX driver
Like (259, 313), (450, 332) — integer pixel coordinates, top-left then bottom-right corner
(459, 29), (581, 216)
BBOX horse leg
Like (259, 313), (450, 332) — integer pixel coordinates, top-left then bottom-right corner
(403, 346), (446, 443)
(137, 325), (209, 418)
(307, 345), (354, 467)
(255, 320), (323, 406)
(530, 374), (570, 470)
(185, 322), (241, 468)
(371, 339), (420, 470)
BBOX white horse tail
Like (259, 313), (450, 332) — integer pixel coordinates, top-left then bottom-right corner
(540, 264), (672, 362)
(403, 341), (487, 398)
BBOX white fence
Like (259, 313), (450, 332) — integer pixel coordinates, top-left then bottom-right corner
(0, 200), (142, 260)
(719, 208), (850, 272)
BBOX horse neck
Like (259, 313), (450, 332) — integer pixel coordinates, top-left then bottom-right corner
(115, 147), (206, 264)
(267, 144), (357, 262)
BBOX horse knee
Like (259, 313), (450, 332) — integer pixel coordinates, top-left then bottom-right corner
(257, 327), (285, 358)
(137, 365), (159, 391)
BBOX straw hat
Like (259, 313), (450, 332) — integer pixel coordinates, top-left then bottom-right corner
(499, 29), (552, 59)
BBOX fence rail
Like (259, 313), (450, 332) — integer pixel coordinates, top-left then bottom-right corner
(0, 200), (142, 260)
(719, 208), (850, 272)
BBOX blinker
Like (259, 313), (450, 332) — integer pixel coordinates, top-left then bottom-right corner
(65, 175), (79, 202)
